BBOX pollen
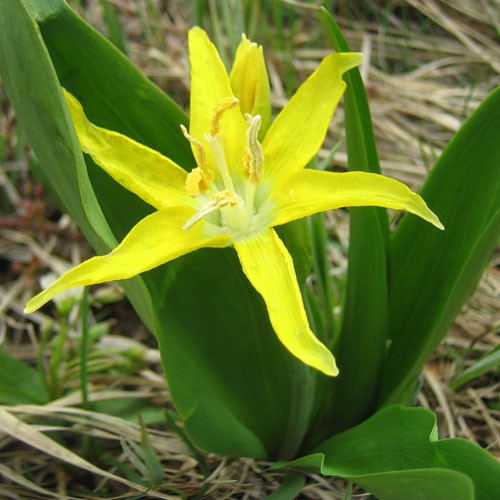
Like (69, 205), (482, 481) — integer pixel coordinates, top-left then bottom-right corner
(181, 124), (214, 196)
(185, 167), (210, 197)
(243, 114), (264, 184)
(210, 96), (239, 136)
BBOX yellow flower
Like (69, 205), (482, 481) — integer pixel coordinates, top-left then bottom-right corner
(24, 28), (443, 376)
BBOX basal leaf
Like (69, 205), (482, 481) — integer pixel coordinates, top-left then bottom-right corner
(288, 405), (500, 500)
(306, 9), (389, 445)
(0, 0), (110, 249)
(380, 86), (500, 405)
(36, 3), (191, 243)
(0, 0), (154, 330)
(355, 469), (473, 500)
(21, 0), (64, 20)
(149, 248), (317, 459)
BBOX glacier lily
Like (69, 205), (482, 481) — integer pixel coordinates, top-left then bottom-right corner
(25, 28), (442, 376)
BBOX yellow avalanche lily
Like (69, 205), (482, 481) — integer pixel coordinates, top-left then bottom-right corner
(25, 28), (443, 376)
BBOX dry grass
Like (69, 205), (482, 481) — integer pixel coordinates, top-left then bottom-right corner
(1, 0), (499, 497)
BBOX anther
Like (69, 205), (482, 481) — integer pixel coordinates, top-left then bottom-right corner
(185, 167), (209, 197)
(243, 114), (264, 184)
(180, 125), (214, 197)
(210, 96), (239, 136)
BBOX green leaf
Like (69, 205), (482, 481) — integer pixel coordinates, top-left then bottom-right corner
(450, 345), (500, 391)
(2, 1), (318, 459)
(21, 0), (63, 19)
(35, 2), (191, 245)
(149, 248), (317, 459)
(305, 8), (389, 445)
(0, 0), (110, 248)
(0, 349), (49, 405)
(0, 0), (154, 328)
(379, 86), (500, 405)
(288, 405), (500, 500)
(352, 469), (473, 500)
(308, 212), (336, 343)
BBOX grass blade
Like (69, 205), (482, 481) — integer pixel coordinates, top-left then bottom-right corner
(450, 345), (500, 391)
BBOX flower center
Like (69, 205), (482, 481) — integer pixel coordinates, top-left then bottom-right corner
(181, 97), (266, 239)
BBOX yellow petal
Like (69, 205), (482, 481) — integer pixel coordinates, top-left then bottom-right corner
(63, 89), (191, 210)
(25, 207), (231, 313)
(262, 52), (363, 184)
(234, 229), (338, 376)
(188, 28), (246, 177)
(271, 169), (444, 229)
(230, 34), (271, 138)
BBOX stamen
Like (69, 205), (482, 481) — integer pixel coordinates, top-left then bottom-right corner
(210, 96), (239, 136)
(181, 125), (214, 197)
(185, 167), (210, 197)
(183, 190), (237, 230)
(180, 125), (212, 177)
(243, 114), (264, 184)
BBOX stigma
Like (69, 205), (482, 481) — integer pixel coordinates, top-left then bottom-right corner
(183, 190), (238, 230)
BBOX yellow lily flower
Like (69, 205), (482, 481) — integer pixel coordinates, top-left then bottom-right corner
(24, 28), (443, 376)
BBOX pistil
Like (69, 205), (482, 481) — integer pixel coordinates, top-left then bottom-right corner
(205, 133), (236, 193)
(204, 96), (240, 194)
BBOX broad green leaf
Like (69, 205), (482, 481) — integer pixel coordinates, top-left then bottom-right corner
(4, 1), (318, 459)
(149, 248), (317, 459)
(450, 345), (500, 391)
(308, 212), (336, 343)
(0, 0), (110, 249)
(35, 2), (191, 244)
(0, 0), (154, 328)
(288, 405), (500, 500)
(353, 469), (473, 500)
(379, 86), (500, 405)
(21, 0), (63, 18)
(0, 349), (49, 405)
(305, 8), (389, 446)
